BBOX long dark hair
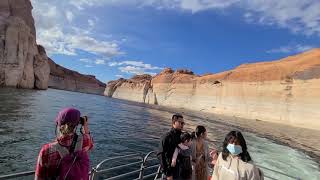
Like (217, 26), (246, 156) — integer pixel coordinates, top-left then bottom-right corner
(180, 132), (192, 143)
(191, 125), (206, 139)
(222, 130), (252, 162)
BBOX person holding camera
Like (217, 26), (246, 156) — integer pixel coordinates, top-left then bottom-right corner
(35, 107), (93, 180)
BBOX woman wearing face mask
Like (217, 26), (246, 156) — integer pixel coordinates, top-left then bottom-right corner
(211, 130), (263, 180)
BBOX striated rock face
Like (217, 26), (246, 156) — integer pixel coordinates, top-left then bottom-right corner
(0, 0), (105, 94)
(34, 45), (50, 89)
(48, 59), (106, 95)
(104, 74), (152, 102)
(105, 49), (320, 130)
(0, 0), (49, 89)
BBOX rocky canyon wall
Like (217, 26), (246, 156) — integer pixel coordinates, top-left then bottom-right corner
(104, 74), (152, 102)
(0, 0), (49, 89)
(0, 0), (106, 95)
(48, 59), (106, 95)
(105, 49), (320, 130)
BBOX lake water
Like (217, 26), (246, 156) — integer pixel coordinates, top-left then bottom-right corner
(0, 88), (319, 179)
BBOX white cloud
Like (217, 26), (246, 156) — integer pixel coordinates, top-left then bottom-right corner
(80, 58), (108, 65)
(85, 65), (94, 68)
(68, 0), (239, 12)
(115, 74), (124, 78)
(36, 27), (76, 56)
(95, 59), (106, 65)
(69, 0), (113, 10)
(295, 45), (315, 52)
(179, 0), (239, 13)
(267, 44), (315, 54)
(67, 35), (123, 56)
(108, 61), (162, 70)
(80, 58), (92, 63)
(32, 2), (61, 30)
(166, 0), (320, 36)
(243, 12), (254, 23)
(242, 0), (320, 36)
(69, 0), (92, 10)
(31, 0), (320, 62)
(71, 26), (91, 36)
(119, 66), (157, 75)
(35, 25), (123, 57)
(66, 0), (320, 36)
(108, 62), (118, 67)
(88, 19), (95, 27)
(109, 60), (163, 75)
(66, 11), (74, 22)
(32, 0), (124, 57)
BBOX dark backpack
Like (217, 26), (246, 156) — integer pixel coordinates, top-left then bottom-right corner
(54, 134), (89, 180)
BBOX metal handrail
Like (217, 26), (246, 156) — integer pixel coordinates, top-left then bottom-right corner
(154, 165), (163, 180)
(90, 153), (143, 180)
(96, 161), (143, 174)
(0, 151), (304, 180)
(95, 153), (141, 169)
(89, 151), (161, 180)
(138, 151), (160, 180)
(105, 169), (142, 180)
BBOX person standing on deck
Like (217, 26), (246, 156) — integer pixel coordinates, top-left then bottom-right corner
(211, 130), (263, 180)
(158, 113), (185, 180)
(171, 132), (193, 180)
(35, 108), (94, 180)
(191, 125), (211, 180)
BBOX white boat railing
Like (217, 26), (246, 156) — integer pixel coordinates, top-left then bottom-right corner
(0, 151), (303, 180)
(90, 151), (161, 180)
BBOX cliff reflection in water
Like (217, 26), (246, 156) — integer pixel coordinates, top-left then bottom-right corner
(0, 88), (319, 179)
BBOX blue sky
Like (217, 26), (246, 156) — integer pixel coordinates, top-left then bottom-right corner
(31, 0), (320, 82)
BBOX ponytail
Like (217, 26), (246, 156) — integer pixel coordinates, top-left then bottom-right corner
(192, 126), (207, 138)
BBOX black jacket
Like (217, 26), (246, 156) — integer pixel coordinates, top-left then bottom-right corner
(157, 128), (182, 177)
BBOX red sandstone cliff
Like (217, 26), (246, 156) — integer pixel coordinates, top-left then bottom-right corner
(105, 49), (320, 130)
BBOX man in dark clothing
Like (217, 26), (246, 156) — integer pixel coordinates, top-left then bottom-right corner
(158, 113), (185, 180)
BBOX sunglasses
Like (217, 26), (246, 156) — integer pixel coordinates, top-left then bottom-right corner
(178, 121), (185, 125)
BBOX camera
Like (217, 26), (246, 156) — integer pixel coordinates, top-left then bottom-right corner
(80, 116), (88, 125)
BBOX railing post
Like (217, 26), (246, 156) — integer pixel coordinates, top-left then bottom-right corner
(153, 165), (162, 180)
(161, 173), (166, 180)
(139, 151), (158, 180)
(89, 167), (97, 180)
(138, 161), (145, 179)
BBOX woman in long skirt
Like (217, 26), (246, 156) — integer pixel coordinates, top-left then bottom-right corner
(191, 126), (210, 180)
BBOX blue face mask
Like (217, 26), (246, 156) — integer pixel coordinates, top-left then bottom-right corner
(227, 144), (243, 155)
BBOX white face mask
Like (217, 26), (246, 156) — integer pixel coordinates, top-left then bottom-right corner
(227, 144), (243, 155)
